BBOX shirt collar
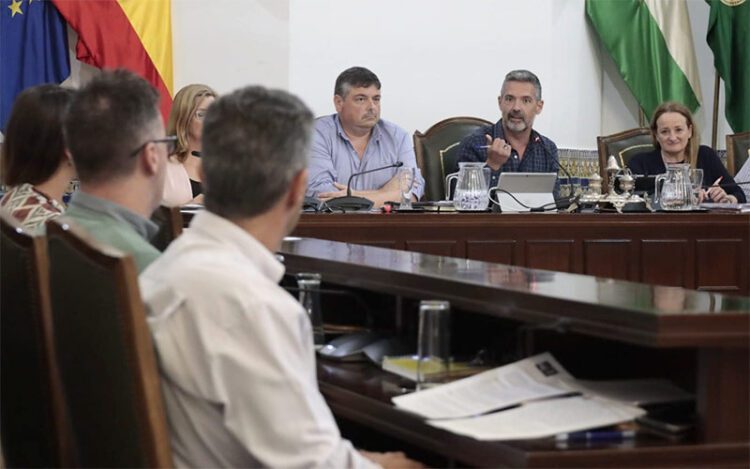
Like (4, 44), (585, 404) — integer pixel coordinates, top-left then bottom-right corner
(496, 119), (543, 146)
(69, 191), (158, 240)
(188, 210), (285, 283)
(334, 113), (381, 143)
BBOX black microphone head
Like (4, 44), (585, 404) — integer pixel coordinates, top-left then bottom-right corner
(395, 161), (404, 167)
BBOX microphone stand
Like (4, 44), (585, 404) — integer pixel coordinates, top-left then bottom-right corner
(553, 158), (578, 210)
(324, 162), (404, 212)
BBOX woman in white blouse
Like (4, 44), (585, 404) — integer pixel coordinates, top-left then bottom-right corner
(162, 84), (217, 206)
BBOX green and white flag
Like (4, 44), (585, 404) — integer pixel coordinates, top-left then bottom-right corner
(586, 0), (703, 118)
(706, 0), (750, 133)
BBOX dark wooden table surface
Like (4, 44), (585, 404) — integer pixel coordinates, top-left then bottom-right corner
(280, 238), (750, 467)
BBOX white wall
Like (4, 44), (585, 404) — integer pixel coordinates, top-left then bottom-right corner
(289, 0), (600, 149)
(59, 0), (732, 149)
(172, 0), (290, 91)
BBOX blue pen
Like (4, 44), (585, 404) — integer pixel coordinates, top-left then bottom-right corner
(555, 429), (636, 443)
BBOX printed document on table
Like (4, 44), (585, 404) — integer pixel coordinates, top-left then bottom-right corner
(428, 396), (646, 441)
(392, 353), (576, 420)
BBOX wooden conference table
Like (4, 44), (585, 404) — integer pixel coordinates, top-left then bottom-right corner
(290, 212), (750, 295)
(279, 237), (750, 467)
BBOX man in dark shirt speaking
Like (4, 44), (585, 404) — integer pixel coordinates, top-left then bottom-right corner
(455, 69), (559, 189)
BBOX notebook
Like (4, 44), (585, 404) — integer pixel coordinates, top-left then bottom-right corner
(494, 172), (557, 212)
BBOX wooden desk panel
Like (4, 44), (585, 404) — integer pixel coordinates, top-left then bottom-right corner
(291, 212), (750, 294)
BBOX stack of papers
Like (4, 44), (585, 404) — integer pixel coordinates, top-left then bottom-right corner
(428, 396), (643, 441)
(392, 353), (691, 441)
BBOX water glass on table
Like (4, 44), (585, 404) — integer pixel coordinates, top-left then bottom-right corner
(398, 167), (415, 209)
(296, 272), (325, 347)
(417, 300), (451, 390)
(689, 168), (703, 208)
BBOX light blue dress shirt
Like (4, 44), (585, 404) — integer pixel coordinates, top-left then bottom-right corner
(307, 114), (425, 199)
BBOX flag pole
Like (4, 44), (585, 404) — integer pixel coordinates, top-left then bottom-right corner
(639, 108), (646, 128)
(711, 70), (720, 149)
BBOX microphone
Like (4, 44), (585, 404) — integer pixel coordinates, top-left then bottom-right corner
(324, 162), (404, 212)
(541, 143), (576, 210)
(553, 157), (577, 209)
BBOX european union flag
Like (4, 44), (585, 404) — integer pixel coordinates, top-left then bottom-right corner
(1, 0), (70, 131)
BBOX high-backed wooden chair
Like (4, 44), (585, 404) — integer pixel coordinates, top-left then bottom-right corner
(726, 130), (750, 176)
(150, 205), (183, 251)
(0, 212), (73, 468)
(46, 218), (173, 468)
(597, 127), (654, 193)
(414, 116), (492, 200)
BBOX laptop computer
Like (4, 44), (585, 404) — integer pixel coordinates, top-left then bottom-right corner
(494, 172), (557, 212)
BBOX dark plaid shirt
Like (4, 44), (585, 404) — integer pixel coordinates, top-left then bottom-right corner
(455, 119), (560, 190)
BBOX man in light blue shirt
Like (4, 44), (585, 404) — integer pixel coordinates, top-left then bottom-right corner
(307, 67), (424, 207)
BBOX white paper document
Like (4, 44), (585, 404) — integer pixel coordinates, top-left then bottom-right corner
(428, 396), (646, 441)
(392, 353), (576, 420)
(392, 352), (694, 423)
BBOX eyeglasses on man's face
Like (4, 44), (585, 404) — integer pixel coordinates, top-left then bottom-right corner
(129, 136), (178, 157)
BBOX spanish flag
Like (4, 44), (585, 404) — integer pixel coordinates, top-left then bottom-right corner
(51, 0), (173, 121)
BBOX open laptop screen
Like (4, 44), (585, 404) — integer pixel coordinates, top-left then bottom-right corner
(494, 172), (557, 212)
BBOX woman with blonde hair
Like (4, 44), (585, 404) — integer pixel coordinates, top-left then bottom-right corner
(162, 84), (217, 205)
(628, 101), (745, 203)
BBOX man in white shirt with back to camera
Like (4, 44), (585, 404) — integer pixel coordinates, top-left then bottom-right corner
(139, 86), (422, 468)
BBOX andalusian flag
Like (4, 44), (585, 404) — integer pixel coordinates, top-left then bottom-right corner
(586, 0), (702, 118)
(51, 0), (173, 121)
(706, 0), (750, 133)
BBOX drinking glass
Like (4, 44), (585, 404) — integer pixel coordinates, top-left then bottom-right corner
(417, 300), (451, 390)
(689, 168), (703, 209)
(296, 273), (325, 347)
(398, 167), (415, 209)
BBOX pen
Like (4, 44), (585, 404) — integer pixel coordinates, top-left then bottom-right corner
(555, 429), (636, 442)
(477, 144), (513, 151)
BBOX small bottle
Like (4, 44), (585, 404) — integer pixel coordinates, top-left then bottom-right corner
(296, 273), (325, 347)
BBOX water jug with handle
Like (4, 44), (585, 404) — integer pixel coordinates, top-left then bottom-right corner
(654, 163), (692, 211)
(445, 162), (490, 210)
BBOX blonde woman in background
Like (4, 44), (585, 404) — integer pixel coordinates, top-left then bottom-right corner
(162, 84), (217, 206)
